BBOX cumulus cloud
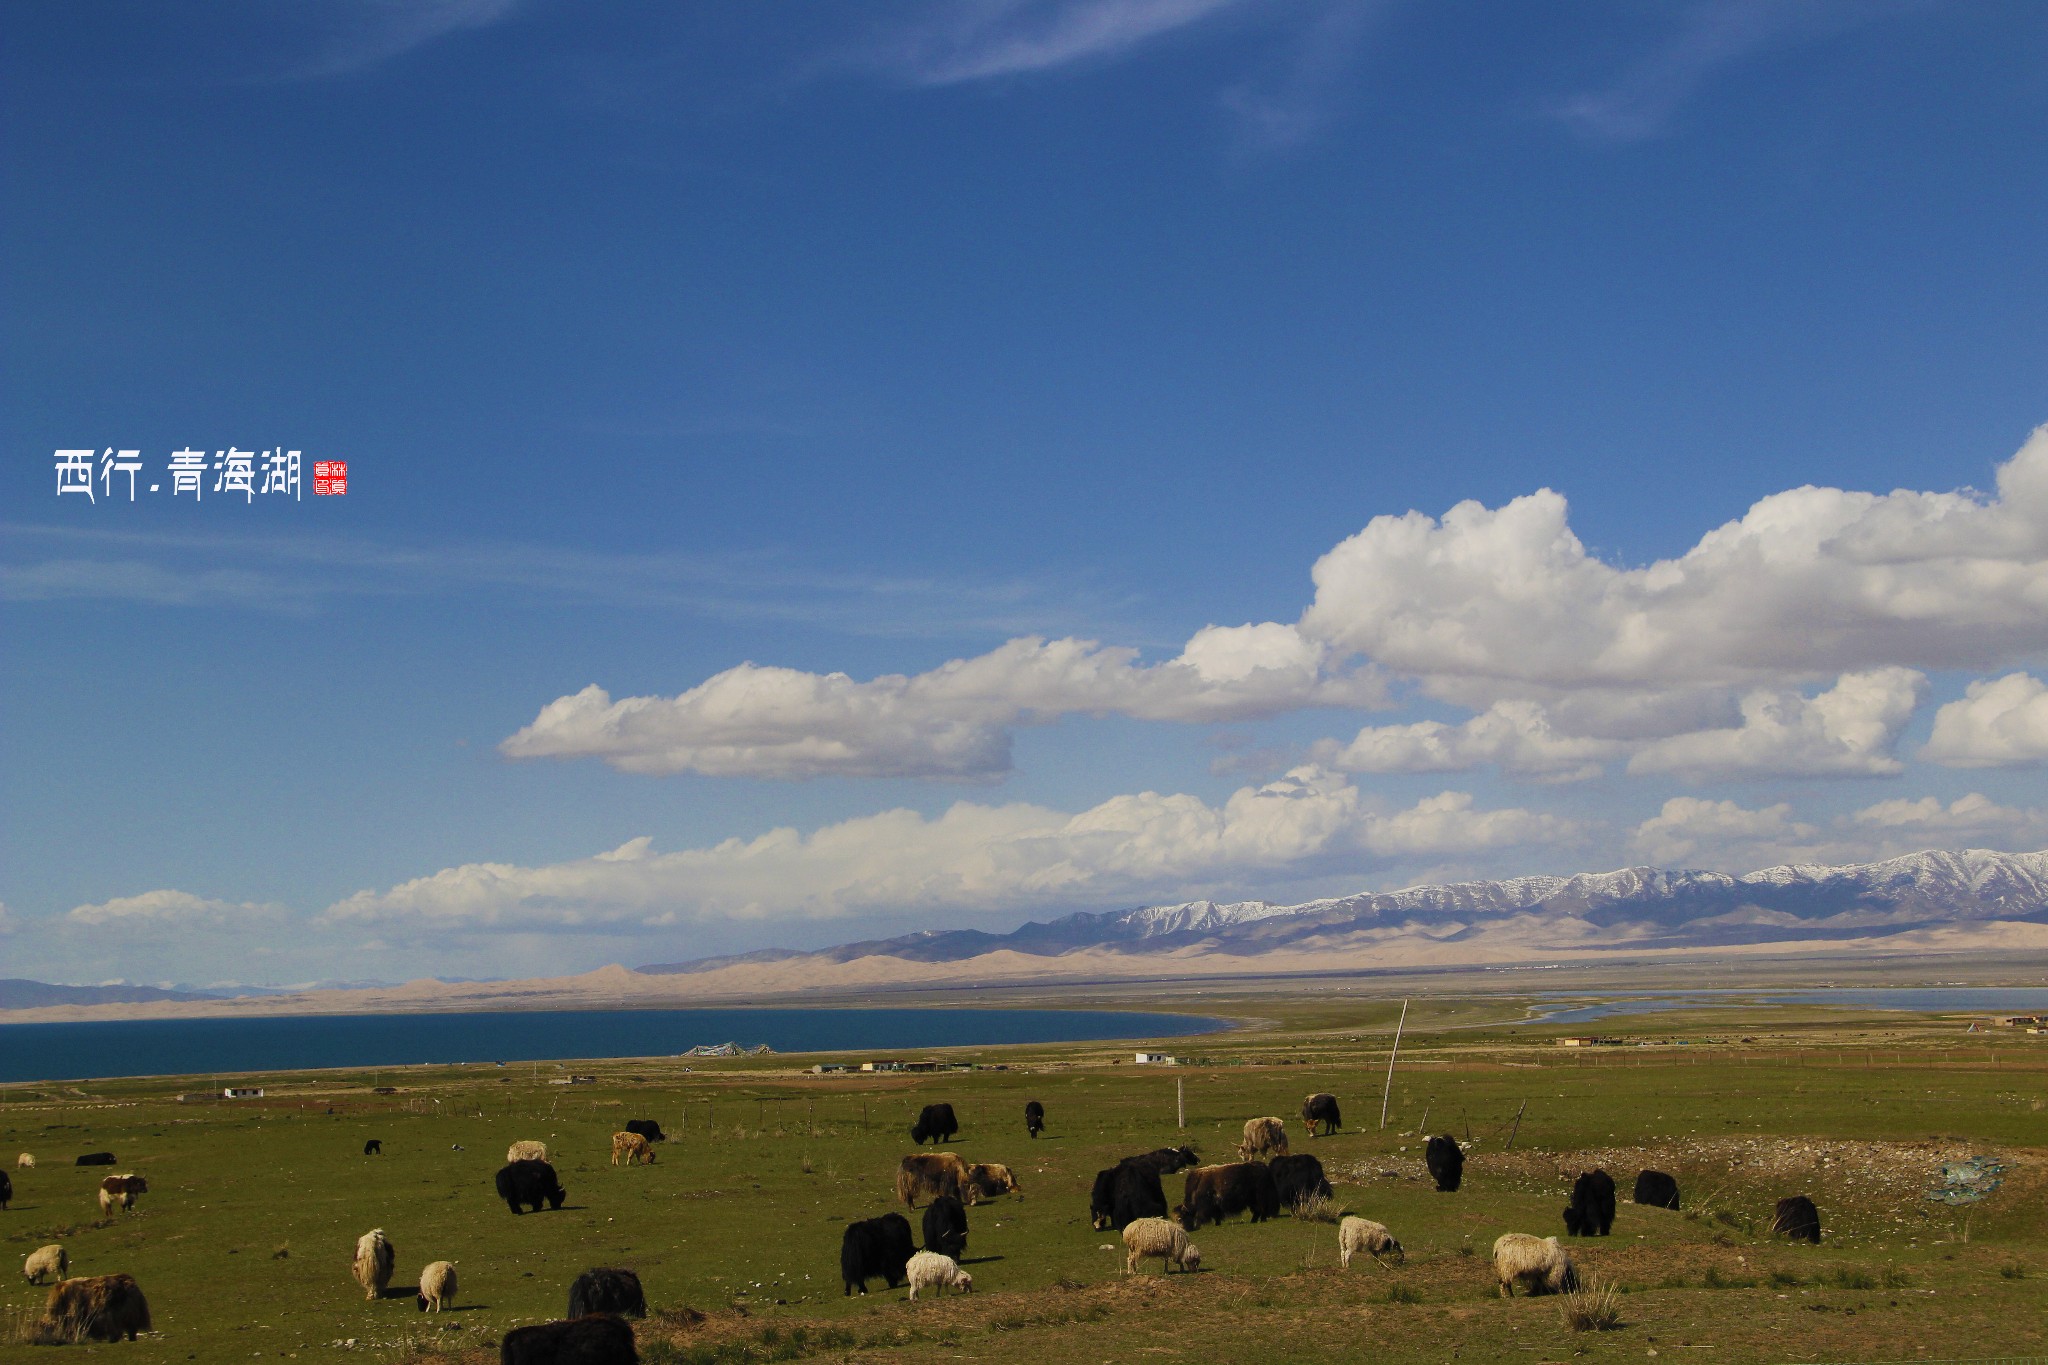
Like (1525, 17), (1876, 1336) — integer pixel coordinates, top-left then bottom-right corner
(1846, 793), (2048, 845)
(503, 627), (1380, 779)
(1631, 797), (1823, 867)
(1632, 791), (2048, 871)
(1923, 673), (2048, 768)
(66, 889), (288, 929)
(327, 769), (1574, 930)
(1312, 699), (1619, 782)
(1624, 668), (1926, 780)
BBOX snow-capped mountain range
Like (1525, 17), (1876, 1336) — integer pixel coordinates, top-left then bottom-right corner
(641, 848), (2048, 974)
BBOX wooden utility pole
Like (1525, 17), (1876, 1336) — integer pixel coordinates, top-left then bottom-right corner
(1176, 1077), (1185, 1131)
(1379, 998), (1409, 1130)
(1505, 1099), (1528, 1151)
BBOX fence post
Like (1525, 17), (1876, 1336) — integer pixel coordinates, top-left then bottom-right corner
(1379, 998), (1409, 1130)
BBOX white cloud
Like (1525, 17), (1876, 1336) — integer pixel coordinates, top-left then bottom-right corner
(1846, 793), (2048, 845)
(66, 889), (287, 929)
(503, 627), (1380, 779)
(1923, 673), (2048, 768)
(1632, 790), (2048, 871)
(327, 769), (1575, 931)
(1631, 796), (1822, 867)
(869, 0), (1247, 86)
(1313, 699), (1618, 783)
(1625, 668), (1926, 780)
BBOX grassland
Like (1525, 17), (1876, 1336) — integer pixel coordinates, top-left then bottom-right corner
(3, 988), (2046, 1364)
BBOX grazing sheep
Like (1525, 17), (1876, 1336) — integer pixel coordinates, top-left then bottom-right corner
(1338, 1216), (1403, 1268)
(896, 1152), (972, 1208)
(905, 1250), (974, 1299)
(1238, 1116), (1288, 1160)
(1024, 1100), (1045, 1138)
(507, 1140), (549, 1163)
(34, 1273), (152, 1343)
(353, 1229), (396, 1301)
(500, 1314), (638, 1364)
(23, 1244), (68, 1285)
(610, 1132), (655, 1166)
(1301, 1092), (1342, 1137)
(568, 1267), (646, 1319)
(417, 1260), (458, 1312)
(965, 1162), (1021, 1201)
(1492, 1233), (1578, 1297)
(1424, 1134), (1464, 1192)
(1633, 1169), (1680, 1210)
(16, 1152), (34, 1169)
(1122, 1216), (1199, 1274)
(1773, 1195), (1822, 1244)
(362, 1139), (382, 1156)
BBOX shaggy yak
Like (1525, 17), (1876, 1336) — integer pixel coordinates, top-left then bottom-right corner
(624, 1120), (666, 1144)
(840, 1213), (916, 1295)
(909, 1103), (959, 1146)
(33, 1274), (152, 1343)
(363, 1139), (383, 1156)
(1270, 1153), (1334, 1210)
(1176, 1163), (1280, 1230)
(1773, 1195), (1822, 1244)
(1424, 1135), (1464, 1192)
(353, 1229), (395, 1301)
(1237, 1116), (1288, 1160)
(75, 1152), (116, 1167)
(1562, 1169), (1616, 1237)
(568, 1267), (646, 1319)
(1300, 1093), (1342, 1137)
(499, 1314), (638, 1364)
(495, 1159), (568, 1215)
(922, 1194), (969, 1259)
(1024, 1100), (1045, 1138)
(610, 1132), (656, 1166)
(1088, 1146), (1199, 1231)
(0, 1170), (9, 1210)
(896, 1153), (971, 1208)
(1633, 1169), (1680, 1210)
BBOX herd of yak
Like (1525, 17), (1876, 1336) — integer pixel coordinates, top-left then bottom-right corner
(7, 1090), (1831, 1363)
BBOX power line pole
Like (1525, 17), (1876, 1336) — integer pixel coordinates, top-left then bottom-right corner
(1379, 998), (1409, 1130)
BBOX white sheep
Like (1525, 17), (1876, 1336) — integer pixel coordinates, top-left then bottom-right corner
(416, 1260), (457, 1312)
(1121, 1216), (1201, 1274)
(23, 1244), (67, 1285)
(506, 1140), (548, 1163)
(15, 1153), (34, 1169)
(1338, 1216), (1404, 1268)
(1492, 1232), (1577, 1297)
(353, 1229), (395, 1301)
(905, 1250), (974, 1299)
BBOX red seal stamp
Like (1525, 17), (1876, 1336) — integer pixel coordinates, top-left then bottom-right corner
(314, 460), (349, 495)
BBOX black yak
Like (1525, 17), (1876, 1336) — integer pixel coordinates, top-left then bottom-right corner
(363, 1139), (383, 1156)
(1176, 1162), (1280, 1230)
(1301, 1092), (1342, 1137)
(624, 1120), (666, 1144)
(1125, 1145), (1200, 1174)
(909, 1103), (958, 1146)
(1633, 1169), (1679, 1210)
(568, 1268), (646, 1319)
(1090, 1161), (1169, 1231)
(500, 1314), (637, 1364)
(1024, 1100), (1044, 1138)
(1773, 1195), (1821, 1244)
(1270, 1152), (1334, 1209)
(922, 1194), (969, 1258)
(1425, 1135), (1463, 1192)
(1563, 1169), (1616, 1236)
(840, 1212), (916, 1295)
(0, 1169), (9, 1209)
(495, 1159), (567, 1215)
(75, 1152), (116, 1167)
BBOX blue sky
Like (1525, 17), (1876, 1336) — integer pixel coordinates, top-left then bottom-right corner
(4, 0), (2047, 986)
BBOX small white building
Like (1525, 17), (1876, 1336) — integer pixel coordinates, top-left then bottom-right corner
(1134, 1051), (1176, 1066)
(222, 1086), (265, 1099)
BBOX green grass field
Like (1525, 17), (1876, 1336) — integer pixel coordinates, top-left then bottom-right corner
(3, 994), (2045, 1363)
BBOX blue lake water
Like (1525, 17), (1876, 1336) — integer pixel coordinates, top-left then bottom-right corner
(1528, 988), (2048, 1025)
(0, 1007), (1231, 1084)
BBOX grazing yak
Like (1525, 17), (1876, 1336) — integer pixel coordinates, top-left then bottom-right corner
(1024, 1100), (1045, 1138)
(965, 1162), (1020, 1201)
(1563, 1169), (1616, 1237)
(906, 1250), (973, 1299)
(0, 1169), (10, 1210)
(24, 1244), (68, 1285)
(922, 1194), (968, 1259)
(33, 1273), (152, 1343)
(1090, 1163), (1167, 1231)
(1270, 1153), (1333, 1210)
(16, 1152), (34, 1168)
(1338, 1216), (1403, 1268)
(840, 1213), (916, 1295)
(500, 1314), (638, 1364)
(1633, 1169), (1680, 1210)
(507, 1140), (549, 1163)
(624, 1120), (666, 1144)
(417, 1261), (458, 1313)
(496, 1159), (568, 1215)
(910, 1103), (959, 1146)
(568, 1267), (646, 1319)
(1493, 1233), (1578, 1297)
(75, 1152), (116, 1167)
(363, 1140), (383, 1157)
(1301, 1093), (1342, 1137)
(896, 1152), (971, 1208)
(1425, 1135), (1464, 1192)
(1773, 1195), (1822, 1244)
(97, 1174), (147, 1216)
(1122, 1216), (1200, 1275)
(353, 1229), (396, 1301)
(1237, 1116), (1288, 1160)
(1176, 1163), (1280, 1230)
(610, 1132), (656, 1166)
